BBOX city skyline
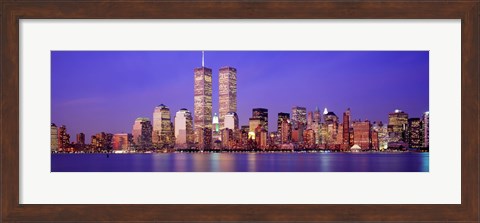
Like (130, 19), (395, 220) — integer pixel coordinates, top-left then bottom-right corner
(52, 51), (429, 143)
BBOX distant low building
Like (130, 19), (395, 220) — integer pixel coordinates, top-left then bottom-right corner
(112, 133), (132, 150)
(51, 123), (58, 152)
(352, 120), (371, 150)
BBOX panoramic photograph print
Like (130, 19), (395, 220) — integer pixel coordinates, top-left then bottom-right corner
(51, 51), (429, 172)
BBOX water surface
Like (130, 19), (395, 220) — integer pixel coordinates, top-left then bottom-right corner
(51, 152), (429, 172)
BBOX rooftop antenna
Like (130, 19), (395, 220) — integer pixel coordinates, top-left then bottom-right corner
(202, 51), (205, 67)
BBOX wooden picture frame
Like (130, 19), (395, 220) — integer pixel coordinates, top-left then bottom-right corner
(1, 1), (478, 222)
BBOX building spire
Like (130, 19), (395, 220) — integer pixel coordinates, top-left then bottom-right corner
(202, 51), (205, 67)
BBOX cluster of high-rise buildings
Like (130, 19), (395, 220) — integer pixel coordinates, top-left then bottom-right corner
(51, 53), (429, 152)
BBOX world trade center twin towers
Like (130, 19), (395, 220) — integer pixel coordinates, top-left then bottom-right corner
(193, 52), (237, 149)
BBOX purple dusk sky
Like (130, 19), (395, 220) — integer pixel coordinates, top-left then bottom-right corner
(52, 51), (429, 142)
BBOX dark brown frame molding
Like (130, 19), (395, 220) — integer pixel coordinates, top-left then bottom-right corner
(1, 1), (479, 222)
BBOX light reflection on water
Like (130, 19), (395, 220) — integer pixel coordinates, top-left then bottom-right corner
(51, 152), (429, 172)
(247, 153), (257, 172)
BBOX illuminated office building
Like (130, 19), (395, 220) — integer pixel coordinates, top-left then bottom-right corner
(220, 128), (234, 148)
(76, 133), (85, 145)
(423, 111), (429, 148)
(371, 130), (379, 150)
(307, 111), (314, 129)
(240, 125), (250, 144)
(323, 109), (339, 145)
(91, 132), (113, 150)
(249, 117), (263, 133)
(212, 113), (221, 141)
(372, 121), (388, 150)
(174, 108), (194, 148)
(218, 66), (237, 129)
(280, 117), (292, 144)
(292, 127), (303, 143)
(194, 52), (213, 149)
(252, 108), (268, 132)
(51, 123), (58, 152)
(259, 129), (268, 149)
(323, 109), (339, 125)
(277, 112), (290, 135)
(342, 108), (351, 148)
(58, 125), (70, 151)
(224, 112), (239, 130)
(408, 118), (423, 148)
(112, 133), (131, 150)
(132, 117), (152, 148)
(352, 120), (371, 150)
(152, 104), (174, 146)
(213, 113), (220, 132)
(336, 124), (344, 145)
(313, 106), (321, 123)
(195, 128), (212, 150)
(291, 106), (307, 129)
(388, 109), (409, 143)
(303, 129), (316, 147)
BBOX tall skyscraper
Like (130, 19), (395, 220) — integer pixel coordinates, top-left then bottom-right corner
(194, 51), (213, 149)
(174, 108), (194, 148)
(323, 109), (339, 145)
(280, 117), (292, 144)
(277, 112), (290, 136)
(372, 121), (388, 150)
(224, 112), (239, 130)
(313, 107), (321, 123)
(252, 108), (268, 132)
(311, 107), (321, 144)
(218, 66), (237, 130)
(51, 123), (58, 152)
(422, 111), (429, 148)
(152, 104), (174, 146)
(342, 108), (351, 147)
(291, 106), (307, 129)
(307, 111), (314, 129)
(388, 109), (409, 143)
(132, 117), (152, 148)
